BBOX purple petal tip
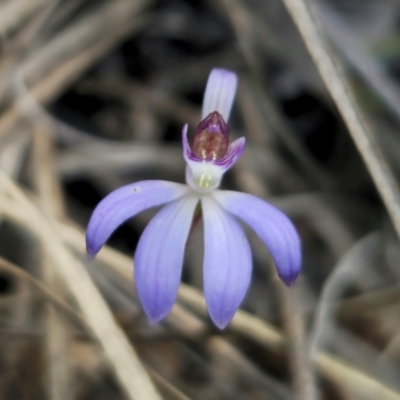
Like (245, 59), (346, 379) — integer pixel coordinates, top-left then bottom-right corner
(212, 317), (231, 330)
(146, 311), (167, 325)
(208, 304), (240, 330)
(142, 298), (175, 324)
(86, 239), (98, 259)
(279, 270), (300, 286)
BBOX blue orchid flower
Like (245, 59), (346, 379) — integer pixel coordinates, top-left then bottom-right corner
(86, 68), (301, 329)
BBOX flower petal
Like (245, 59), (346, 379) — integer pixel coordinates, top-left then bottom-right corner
(201, 68), (238, 122)
(86, 181), (189, 257)
(182, 124), (224, 192)
(201, 196), (252, 329)
(135, 194), (199, 323)
(214, 137), (246, 169)
(182, 123), (193, 161)
(182, 124), (246, 193)
(213, 191), (301, 285)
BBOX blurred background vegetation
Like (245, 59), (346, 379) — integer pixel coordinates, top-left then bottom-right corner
(0, 0), (400, 399)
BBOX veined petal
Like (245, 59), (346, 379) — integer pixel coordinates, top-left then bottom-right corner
(201, 69), (238, 122)
(201, 196), (252, 329)
(135, 194), (199, 323)
(182, 124), (193, 160)
(86, 181), (189, 257)
(214, 137), (246, 169)
(213, 191), (301, 285)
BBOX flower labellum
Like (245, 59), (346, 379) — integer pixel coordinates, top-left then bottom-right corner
(192, 111), (229, 161)
(86, 68), (301, 329)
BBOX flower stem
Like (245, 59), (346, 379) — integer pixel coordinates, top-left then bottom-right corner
(277, 281), (318, 400)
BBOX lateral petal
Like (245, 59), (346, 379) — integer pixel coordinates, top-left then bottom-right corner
(213, 191), (301, 285)
(135, 194), (199, 323)
(86, 180), (189, 257)
(202, 196), (252, 329)
(214, 137), (246, 170)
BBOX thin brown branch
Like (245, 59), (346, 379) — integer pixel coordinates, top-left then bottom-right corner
(0, 169), (163, 400)
(31, 119), (71, 400)
(1, 192), (400, 399)
(280, 0), (400, 242)
(0, 0), (149, 141)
